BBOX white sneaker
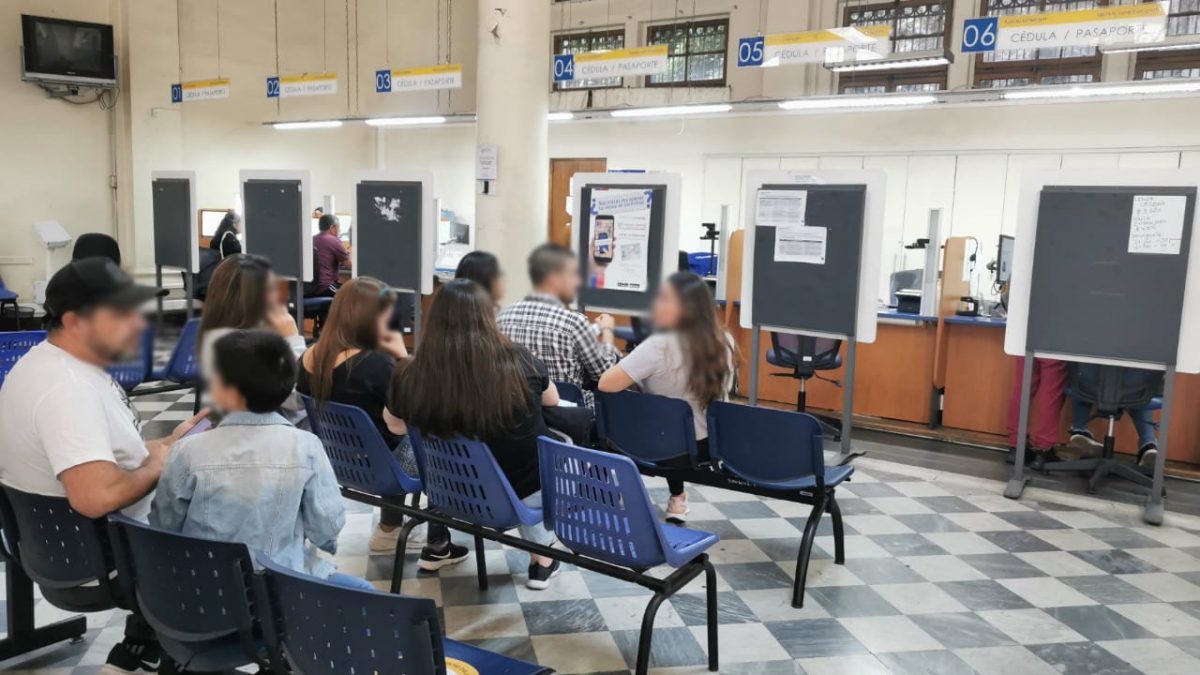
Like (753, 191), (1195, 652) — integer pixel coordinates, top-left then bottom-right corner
(1068, 432), (1102, 456)
(368, 523), (427, 553)
(665, 495), (690, 523)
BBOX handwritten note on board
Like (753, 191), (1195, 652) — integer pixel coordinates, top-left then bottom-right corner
(1128, 195), (1186, 255)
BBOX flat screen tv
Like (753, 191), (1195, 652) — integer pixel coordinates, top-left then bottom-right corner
(21, 15), (116, 88)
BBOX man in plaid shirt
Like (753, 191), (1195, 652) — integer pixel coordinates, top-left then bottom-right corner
(498, 244), (620, 407)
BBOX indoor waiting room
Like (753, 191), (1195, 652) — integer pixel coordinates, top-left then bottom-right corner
(3, 1), (1200, 674)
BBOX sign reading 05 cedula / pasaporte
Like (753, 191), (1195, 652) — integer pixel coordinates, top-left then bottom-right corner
(962, 1), (1169, 53)
(736, 25), (891, 68)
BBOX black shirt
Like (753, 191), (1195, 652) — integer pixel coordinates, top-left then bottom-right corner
(297, 350), (399, 447)
(388, 347), (551, 498)
(210, 225), (242, 259)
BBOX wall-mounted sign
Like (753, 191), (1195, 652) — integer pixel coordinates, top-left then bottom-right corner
(170, 78), (230, 103)
(476, 145), (498, 181)
(267, 72), (338, 98)
(962, 1), (1168, 53)
(375, 64), (463, 93)
(736, 26), (892, 68)
(553, 45), (668, 82)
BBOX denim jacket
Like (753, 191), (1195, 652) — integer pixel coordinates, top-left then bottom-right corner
(149, 411), (345, 579)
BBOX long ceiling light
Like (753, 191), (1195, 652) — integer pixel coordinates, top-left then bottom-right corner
(826, 51), (954, 73)
(1101, 40), (1200, 55)
(547, 112), (575, 121)
(272, 120), (343, 130)
(364, 115), (448, 127)
(610, 104), (732, 118)
(1001, 80), (1200, 100)
(779, 94), (937, 111)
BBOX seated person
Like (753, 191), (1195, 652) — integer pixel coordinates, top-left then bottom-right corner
(497, 243), (619, 407)
(0, 258), (208, 674)
(150, 330), (373, 591)
(598, 272), (734, 522)
(297, 276), (468, 570)
(455, 250), (505, 305)
(1068, 373), (1161, 469)
(387, 279), (562, 590)
(312, 214), (350, 297)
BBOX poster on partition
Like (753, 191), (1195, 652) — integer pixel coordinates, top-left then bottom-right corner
(586, 188), (653, 292)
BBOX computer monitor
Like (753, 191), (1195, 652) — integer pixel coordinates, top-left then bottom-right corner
(997, 234), (1015, 284)
(200, 209), (228, 237)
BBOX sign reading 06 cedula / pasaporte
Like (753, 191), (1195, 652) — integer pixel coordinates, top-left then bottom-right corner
(962, 1), (1169, 53)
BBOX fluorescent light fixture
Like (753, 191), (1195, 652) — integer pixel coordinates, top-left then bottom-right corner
(272, 120), (343, 130)
(364, 116), (448, 127)
(547, 111), (575, 121)
(1101, 40), (1200, 55)
(1001, 80), (1200, 100)
(828, 55), (951, 72)
(778, 94), (937, 111)
(610, 104), (732, 118)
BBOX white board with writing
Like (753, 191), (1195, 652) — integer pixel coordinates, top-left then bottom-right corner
(1129, 194), (1186, 255)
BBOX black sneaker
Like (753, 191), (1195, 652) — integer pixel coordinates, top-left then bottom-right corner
(526, 559), (561, 590)
(1006, 445), (1037, 465)
(100, 638), (161, 674)
(1030, 447), (1062, 472)
(417, 542), (470, 571)
(1137, 443), (1158, 470)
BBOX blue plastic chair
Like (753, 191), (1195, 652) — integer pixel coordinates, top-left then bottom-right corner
(554, 381), (585, 406)
(0, 331), (47, 390)
(595, 390), (699, 468)
(707, 401), (852, 607)
(0, 273), (18, 316)
(150, 318), (200, 385)
(256, 556), (553, 675)
(537, 437), (720, 672)
(107, 324), (155, 392)
(108, 515), (268, 672)
(301, 396), (421, 496)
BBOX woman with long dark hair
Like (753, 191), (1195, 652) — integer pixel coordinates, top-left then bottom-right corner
(454, 250), (505, 303)
(296, 277), (467, 569)
(209, 211), (242, 259)
(386, 279), (562, 589)
(598, 271), (734, 522)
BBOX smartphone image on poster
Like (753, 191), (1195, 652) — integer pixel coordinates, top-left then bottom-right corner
(593, 215), (615, 264)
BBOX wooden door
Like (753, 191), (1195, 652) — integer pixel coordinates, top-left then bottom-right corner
(549, 157), (607, 247)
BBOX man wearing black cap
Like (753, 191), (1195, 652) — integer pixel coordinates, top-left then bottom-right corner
(0, 258), (207, 675)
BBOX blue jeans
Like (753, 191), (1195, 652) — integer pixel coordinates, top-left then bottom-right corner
(517, 492), (556, 547)
(326, 572), (377, 592)
(1069, 398), (1157, 449)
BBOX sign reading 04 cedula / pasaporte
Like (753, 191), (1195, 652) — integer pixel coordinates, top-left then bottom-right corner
(553, 45), (668, 82)
(375, 64), (463, 93)
(736, 25), (892, 68)
(962, 1), (1169, 53)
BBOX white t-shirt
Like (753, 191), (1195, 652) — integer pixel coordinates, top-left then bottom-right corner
(617, 331), (734, 441)
(0, 341), (152, 519)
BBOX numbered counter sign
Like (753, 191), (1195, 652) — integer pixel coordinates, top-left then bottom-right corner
(266, 76), (280, 98)
(553, 54), (575, 82)
(737, 36), (765, 67)
(375, 69), (392, 93)
(962, 16), (998, 53)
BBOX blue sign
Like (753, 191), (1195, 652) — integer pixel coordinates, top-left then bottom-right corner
(375, 69), (392, 93)
(266, 76), (280, 98)
(553, 54), (575, 82)
(170, 83), (182, 103)
(961, 16), (999, 53)
(737, 36), (765, 68)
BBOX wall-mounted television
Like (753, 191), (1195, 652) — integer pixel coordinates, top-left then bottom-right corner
(21, 15), (117, 88)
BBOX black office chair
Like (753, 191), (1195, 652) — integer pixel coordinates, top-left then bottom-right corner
(766, 333), (843, 439)
(1042, 364), (1163, 494)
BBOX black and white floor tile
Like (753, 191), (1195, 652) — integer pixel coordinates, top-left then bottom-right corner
(3, 387), (1200, 674)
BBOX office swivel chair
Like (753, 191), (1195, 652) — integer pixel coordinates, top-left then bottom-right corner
(1042, 364), (1163, 495)
(766, 333), (843, 440)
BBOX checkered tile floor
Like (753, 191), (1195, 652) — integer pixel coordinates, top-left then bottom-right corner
(4, 387), (1200, 674)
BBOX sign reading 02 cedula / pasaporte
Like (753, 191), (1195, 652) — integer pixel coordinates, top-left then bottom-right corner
(267, 72), (338, 98)
(962, 1), (1169, 53)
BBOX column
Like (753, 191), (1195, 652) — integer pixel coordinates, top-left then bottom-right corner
(474, 1), (551, 299)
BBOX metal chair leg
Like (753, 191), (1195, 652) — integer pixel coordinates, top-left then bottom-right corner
(390, 516), (422, 593)
(792, 492), (828, 608)
(635, 592), (668, 675)
(474, 535), (489, 591)
(828, 492), (845, 565)
(703, 556), (718, 672)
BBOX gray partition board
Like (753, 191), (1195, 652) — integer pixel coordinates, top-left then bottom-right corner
(151, 172), (198, 273)
(576, 184), (668, 315)
(1027, 185), (1195, 365)
(243, 177), (306, 280)
(750, 184), (866, 336)
(355, 180), (423, 292)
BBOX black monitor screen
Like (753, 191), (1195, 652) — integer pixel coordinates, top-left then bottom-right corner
(22, 15), (115, 82)
(997, 234), (1015, 284)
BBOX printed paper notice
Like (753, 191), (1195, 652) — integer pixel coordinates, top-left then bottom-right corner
(1128, 194), (1187, 255)
(756, 189), (808, 228)
(586, 188), (653, 292)
(775, 225), (827, 264)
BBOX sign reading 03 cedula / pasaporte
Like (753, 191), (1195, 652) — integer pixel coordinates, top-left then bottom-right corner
(375, 64), (463, 93)
(962, 1), (1169, 54)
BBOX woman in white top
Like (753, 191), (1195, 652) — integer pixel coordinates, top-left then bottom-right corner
(597, 271), (734, 522)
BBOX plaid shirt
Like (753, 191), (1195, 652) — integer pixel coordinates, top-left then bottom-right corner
(497, 292), (620, 406)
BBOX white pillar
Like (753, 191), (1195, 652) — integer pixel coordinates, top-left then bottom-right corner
(474, 1), (551, 299)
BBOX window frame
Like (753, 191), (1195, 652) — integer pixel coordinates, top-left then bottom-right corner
(1136, 0), (1200, 79)
(837, 0), (954, 94)
(643, 17), (730, 88)
(972, 0), (1108, 89)
(552, 28), (628, 91)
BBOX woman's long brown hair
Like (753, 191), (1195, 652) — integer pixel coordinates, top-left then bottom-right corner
(392, 279), (531, 439)
(305, 276), (397, 404)
(669, 271), (733, 407)
(198, 254), (273, 349)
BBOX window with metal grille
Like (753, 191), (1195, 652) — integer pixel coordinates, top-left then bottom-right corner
(1135, 0), (1200, 79)
(553, 29), (626, 90)
(645, 18), (729, 87)
(973, 0), (1106, 88)
(837, 1), (952, 93)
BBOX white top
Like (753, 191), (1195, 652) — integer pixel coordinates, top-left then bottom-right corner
(0, 341), (152, 519)
(617, 331), (734, 441)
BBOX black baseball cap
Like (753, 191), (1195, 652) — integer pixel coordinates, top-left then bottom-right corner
(43, 258), (167, 320)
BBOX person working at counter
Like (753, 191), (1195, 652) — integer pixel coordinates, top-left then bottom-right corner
(312, 213), (350, 297)
(1006, 357), (1066, 470)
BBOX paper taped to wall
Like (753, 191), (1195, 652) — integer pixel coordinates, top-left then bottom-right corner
(776, 225), (828, 264)
(756, 189), (808, 228)
(1128, 194), (1186, 255)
